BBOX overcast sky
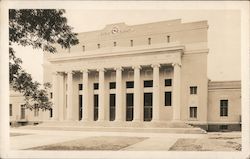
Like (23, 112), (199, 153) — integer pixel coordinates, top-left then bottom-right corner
(15, 9), (241, 83)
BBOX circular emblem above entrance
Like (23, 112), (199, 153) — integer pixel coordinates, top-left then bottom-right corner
(111, 27), (119, 34)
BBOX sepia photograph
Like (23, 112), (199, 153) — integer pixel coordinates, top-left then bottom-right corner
(0, 1), (249, 159)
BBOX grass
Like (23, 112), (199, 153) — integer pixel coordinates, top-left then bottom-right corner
(28, 136), (147, 151)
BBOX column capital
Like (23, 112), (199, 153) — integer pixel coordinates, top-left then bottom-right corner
(97, 68), (106, 72)
(80, 69), (89, 73)
(172, 62), (181, 67)
(65, 70), (73, 74)
(151, 64), (160, 68)
(132, 65), (141, 70)
(114, 67), (124, 71)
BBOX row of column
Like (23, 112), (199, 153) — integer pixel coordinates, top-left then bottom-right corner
(52, 63), (181, 122)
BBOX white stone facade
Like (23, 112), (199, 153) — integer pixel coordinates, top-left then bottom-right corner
(10, 19), (241, 131)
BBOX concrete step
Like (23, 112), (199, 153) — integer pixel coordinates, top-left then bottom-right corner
(21, 121), (206, 134)
(35, 121), (194, 128)
(21, 125), (206, 134)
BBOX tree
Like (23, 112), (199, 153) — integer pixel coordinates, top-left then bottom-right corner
(9, 9), (79, 110)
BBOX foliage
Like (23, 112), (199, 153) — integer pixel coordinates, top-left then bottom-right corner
(9, 9), (79, 110)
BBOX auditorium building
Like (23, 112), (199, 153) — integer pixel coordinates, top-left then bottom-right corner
(10, 19), (241, 131)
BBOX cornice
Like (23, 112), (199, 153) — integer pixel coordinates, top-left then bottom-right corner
(48, 43), (185, 62)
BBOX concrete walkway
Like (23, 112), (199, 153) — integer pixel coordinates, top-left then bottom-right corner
(10, 128), (206, 150)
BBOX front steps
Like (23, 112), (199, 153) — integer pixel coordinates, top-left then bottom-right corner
(21, 121), (207, 134)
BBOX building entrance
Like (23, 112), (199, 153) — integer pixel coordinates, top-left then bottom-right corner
(144, 93), (152, 121)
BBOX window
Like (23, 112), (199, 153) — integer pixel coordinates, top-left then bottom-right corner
(130, 40), (133, 47)
(97, 44), (100, 49)
(94, 94), (99, 121)
(113, 41), (117, 47)
(220, 100), (228, 116)
(165, 79), (172, 86)
(144, 80), (153, 87)
(126, 93), (134, 106)
(126, 93), (134, 121)
(148, 38), (151, 45)
(94, 83), (99, 90)
(20, 105), (25, 119)
(79, 84), (83, 90)
(165, 92), (172, 106)
(50, 92), (53, 99)
(34, 108), (39, 117)
(82, 45), (85, 52)
(190, 86), (197, 94)
(50, 108), (53, 118)
(189, 107), (197, 118)
(126, 81), (134, 88)
(94, 95), (99, 107)
(167, 35), (170, 43)
(144, 93), (153, 106)
(109, 82), (116, 89)
(9, 104), (12, 116)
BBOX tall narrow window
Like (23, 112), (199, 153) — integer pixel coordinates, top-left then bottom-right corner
(34, 108), (39, 117)
(50, 92), (53, 99)
(165, 92), (172, 106)
(167, 35), (170, 43)
(148, 38), (151, 45)
(130, 40), (133, 47)
(113, 41), (117, 47)
(190, 107), (197, 118)
(190, 86), (198, 94)
(97, 43), (100, 49)
(220, 100), (228, 116)
(50, 108), (53, 118)
(82, 45), (85, 52)
(9, 104), (12, 116)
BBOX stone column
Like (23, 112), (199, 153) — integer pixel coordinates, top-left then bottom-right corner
(133, 65), (142, 122)
(52, 72), (59, 120)
(66, 71), (73, 121)
(98, 68), (106, 121)
(115, 67), (123, 122)
(172, 63), (181, 121)
(152, 64), (160, 122)
(82, 69), (89, 121)
(58, 72), (64, 121)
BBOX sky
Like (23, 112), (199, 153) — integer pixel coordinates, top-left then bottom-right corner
(15, 9), (241, 83)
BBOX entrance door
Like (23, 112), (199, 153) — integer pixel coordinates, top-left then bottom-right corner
(79, 95), (82, 120)
(94, 94), (98, 121)
(144, 93), (152, 121)
(109, 94), (116, 121)
(126, 93), (134, 121)
(20, 105), (25, 119)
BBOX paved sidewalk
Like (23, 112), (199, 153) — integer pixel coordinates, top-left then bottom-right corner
(10, 128), (240, 151)
(10, 128), (205, 150)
